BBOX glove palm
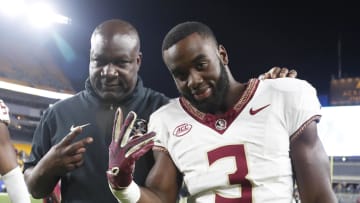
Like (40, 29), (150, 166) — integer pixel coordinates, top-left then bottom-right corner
(107, 108), (155, 189)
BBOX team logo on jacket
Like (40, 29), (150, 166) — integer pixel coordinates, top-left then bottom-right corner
(215, 119), (227, 130)
(173, 123), (192, 137)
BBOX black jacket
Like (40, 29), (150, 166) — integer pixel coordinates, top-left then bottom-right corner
(24, 78), (169, 203)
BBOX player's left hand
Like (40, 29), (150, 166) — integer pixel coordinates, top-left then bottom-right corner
(258, 66), (297, 79)
(107, 108), (155, 189)
(0, 99), (10, 126)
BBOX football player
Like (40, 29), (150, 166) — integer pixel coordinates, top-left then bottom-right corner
(0, 99), (30, 203)
(107, 21), (335, 202)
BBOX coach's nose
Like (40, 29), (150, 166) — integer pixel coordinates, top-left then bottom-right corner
(101, 63), (118, 77)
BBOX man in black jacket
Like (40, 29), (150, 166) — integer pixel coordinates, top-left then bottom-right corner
(23, 19), (169, 203)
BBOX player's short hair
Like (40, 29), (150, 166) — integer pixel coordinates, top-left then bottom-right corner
(162, 21), (218, 51)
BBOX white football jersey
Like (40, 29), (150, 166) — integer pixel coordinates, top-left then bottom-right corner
(149, 78), (321, 203)
(0, 99), (10, 125)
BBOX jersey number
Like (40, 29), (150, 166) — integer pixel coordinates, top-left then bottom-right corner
(207, 145), (252, 203)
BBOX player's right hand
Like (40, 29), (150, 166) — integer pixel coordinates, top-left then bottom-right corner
(42, 126), (93, 176)
(107, 108), (155, 189)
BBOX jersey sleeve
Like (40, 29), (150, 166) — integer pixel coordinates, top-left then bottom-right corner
(0, 99), (10, 126)
(148, 110), (169, 152)
(283, 79), (321, 139)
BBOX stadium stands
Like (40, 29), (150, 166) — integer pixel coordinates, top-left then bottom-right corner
(0, 34), (75, 93)
(0, 33), (75, 152)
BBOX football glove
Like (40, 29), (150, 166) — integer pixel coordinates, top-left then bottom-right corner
(107, 108), (155, 189)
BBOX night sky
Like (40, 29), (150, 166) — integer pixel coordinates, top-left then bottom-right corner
(2, 1), (360, 98)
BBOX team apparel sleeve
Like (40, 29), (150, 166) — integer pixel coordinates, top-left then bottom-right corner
(0, 99), (10, 125)
(2, 166), (31, 203)
(266, 78), (321, 139)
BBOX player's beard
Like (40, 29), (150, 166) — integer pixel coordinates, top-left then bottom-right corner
(182, 62), (229, 114)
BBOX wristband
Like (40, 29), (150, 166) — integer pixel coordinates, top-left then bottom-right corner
(109, 180), (141, 203)
(2, 166), (31, 203)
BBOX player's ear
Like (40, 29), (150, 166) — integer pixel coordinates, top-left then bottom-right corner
(218, 44), (228, 65)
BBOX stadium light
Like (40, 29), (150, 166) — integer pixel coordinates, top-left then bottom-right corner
(0, 0), (26, 18)
(0, 80), (74, 100)
(27, 2), (71, 28)
(0, 0), (71, 27)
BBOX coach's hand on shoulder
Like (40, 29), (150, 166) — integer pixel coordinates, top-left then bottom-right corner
(107, 108), (155, 189)
(259, 66), (297, 79)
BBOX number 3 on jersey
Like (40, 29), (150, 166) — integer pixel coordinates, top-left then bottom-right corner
(207, 145), (252, 203)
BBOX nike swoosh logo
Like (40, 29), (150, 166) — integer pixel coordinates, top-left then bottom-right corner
(249, 104), (271, 115)
(70, 123), (91, 132)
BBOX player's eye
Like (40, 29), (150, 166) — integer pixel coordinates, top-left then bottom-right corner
(173, 72), (188, 82)
(196, 63), (205, 69)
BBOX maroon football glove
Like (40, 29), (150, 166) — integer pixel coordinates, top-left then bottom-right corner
(107, 108), (155, 189)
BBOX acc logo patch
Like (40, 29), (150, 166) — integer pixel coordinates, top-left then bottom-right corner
(173, 123), (192, 137)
